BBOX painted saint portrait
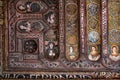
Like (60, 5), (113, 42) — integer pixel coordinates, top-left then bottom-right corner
(45, 42), (59, 60)
(18, 21), (32, 32)
(88, 45), (100, 61)
(18, 1), (41, 13)
(45, 11), (57, 25)
(69, 46), (76, 60)
(18, 1), (32, 12)
(18, 20), (46, 33)
(109, 45), (120, 61)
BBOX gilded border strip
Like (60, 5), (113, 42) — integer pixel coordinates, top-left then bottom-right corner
(80, 0), (86, 54)
(101, 0), (108, 55)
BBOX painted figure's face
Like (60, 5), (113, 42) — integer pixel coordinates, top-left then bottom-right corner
(19, 5), (25, 11)
(112, 47), (117, 53)
(50, 43), (53, 49)
(19, 25), (24, 29)
(91, 46), (96, 51)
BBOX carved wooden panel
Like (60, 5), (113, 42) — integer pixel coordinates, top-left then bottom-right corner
(0, 0), (120, 79)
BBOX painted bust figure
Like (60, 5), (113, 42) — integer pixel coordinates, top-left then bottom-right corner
(48, 42), (56, 57)
(88, 46), (100, 61)
(19, 21), (31, 32)
(109, 45), (120, 61)
(45, 11), (56, 24)
(45, 42), (59, 60)
(18, 1), (31, 12)
(69, 46), (75, 60)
